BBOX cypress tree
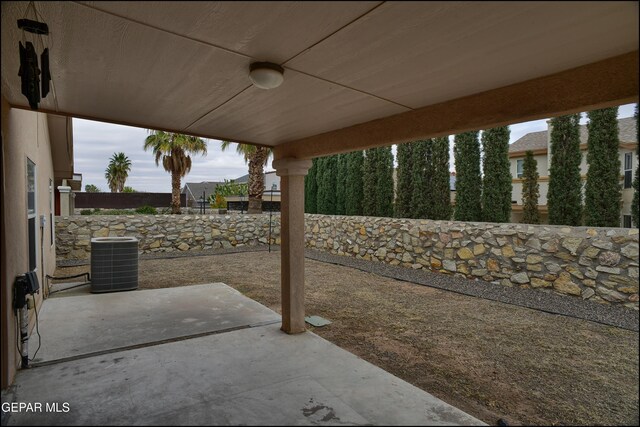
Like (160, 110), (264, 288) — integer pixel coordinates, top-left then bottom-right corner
(482, 127), (512, 223)
(431, 137), (453, 220)
(395, 142), (414, 218)
(335, 154), (347, 215)
(453, 131), (482, 221)
(315, 157), (327, 214)
(363, 147), (394, 217)
(362, 149), (377, 216)
(548, 114), (583, 226)
(631, 104), (639, 227)
(411, 140), (430, 218)
(304, 158), (318, 214)
(326, 155), (339, 214)
(585, 107), (621, 227)
(345, 151), (364, 216)
(375, 146), (395, 217)
(317, 156), (338, 214)
(521, 151), (540, 224)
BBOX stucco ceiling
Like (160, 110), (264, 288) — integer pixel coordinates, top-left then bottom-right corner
(1, 1), (638, 151)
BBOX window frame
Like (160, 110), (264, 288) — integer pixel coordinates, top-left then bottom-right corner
(516, 159), (524, 179)
(49, 178), (54, 247)
(623, 152), (633, 189)
(26, 158), (37, 272)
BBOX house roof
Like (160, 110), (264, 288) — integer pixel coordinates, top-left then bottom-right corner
(509, 116), (637, 153)
(233, 171), (277, 184)
(182, 181), (223, 199)
(509, 130), (548, 153)
(233, 174), (249, 184)
(1, 2), (636, 161)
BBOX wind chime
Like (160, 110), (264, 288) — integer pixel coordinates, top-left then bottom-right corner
(18, 1), (51, 110)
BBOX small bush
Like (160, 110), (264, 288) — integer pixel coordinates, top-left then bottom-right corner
(135, 205), (157, 215)
(103, 209), (134, 215)
(80, 209), (93, 215)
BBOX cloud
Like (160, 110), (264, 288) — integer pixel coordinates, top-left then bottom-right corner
(73, 119), (255, 192)
(73, 104), (636, 191)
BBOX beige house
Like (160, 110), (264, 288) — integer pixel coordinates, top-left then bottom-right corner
(1, 2), (637, 389)
(1, 98), (74, 386)
(509, 117), (637, 226)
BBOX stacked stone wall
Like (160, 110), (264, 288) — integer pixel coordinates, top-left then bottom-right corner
(56, 214), (638, 308)
(56, 214), (280, 260)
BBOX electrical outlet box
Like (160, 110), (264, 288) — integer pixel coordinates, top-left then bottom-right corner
(40, 214), (46, 227)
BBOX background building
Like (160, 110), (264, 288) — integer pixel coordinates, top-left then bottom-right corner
(509, 117), (637, 226)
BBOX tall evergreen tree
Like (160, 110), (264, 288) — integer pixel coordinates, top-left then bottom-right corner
(363, 147), (394, 217)
(521, 151), (540, 224)
(548, 114), (583, 226)
(335, 154), (348, 215)
(375, 146), (395, 217)
(395, 142), (414, 218)
(453, 131), (482, 221)
(585, 107), (621, 227)
(362, 149), (377, 216)
(411, 140), (430, 218)
(632, 104), (639, 227)
(345, 151), (364, 216)
(315, 157), (328, 214)
(304, 158), (318, 214)
(482, 127), (512, 222)
(317, 155), (338, 214)
(430, 137), (453, 220)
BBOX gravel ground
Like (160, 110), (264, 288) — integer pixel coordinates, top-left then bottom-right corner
(304, 249), (639, 332)
(54, 247), (639, 426)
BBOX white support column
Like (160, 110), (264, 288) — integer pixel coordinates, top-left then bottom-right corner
(57, 185), (72, 216)
(272, 158), (312, 334)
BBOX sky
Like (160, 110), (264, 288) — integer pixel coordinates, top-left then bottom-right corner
(75, 103), (637, 193)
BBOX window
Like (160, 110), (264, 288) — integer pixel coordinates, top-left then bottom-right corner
(624, 152), (633, 189)
(49, 178), (54, 246)
(516, 159), (524, 178)
(27, 159), (37, 271)
(623, 215), (632, 229)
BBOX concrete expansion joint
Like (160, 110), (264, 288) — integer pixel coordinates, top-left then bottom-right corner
(27, 319), (281, 370)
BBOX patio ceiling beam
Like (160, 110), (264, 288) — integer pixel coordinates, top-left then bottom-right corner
(274, 51), (638, 160)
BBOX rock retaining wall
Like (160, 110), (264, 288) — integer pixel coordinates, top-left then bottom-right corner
(56, 214), (639, 308)
(56, 214), (280, 260)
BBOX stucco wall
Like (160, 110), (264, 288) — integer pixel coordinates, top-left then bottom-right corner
(1, 98), (57, 388)
(57, 214), (638, 309)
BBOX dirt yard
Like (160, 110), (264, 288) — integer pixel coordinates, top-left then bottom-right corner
(57, 251), (639, 426)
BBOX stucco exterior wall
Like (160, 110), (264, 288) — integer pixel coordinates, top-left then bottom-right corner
(1, 98), (57, 388)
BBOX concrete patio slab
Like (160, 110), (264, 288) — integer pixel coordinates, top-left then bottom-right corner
(4, 283), (485, 425)
(4, 323), (483, 426)
(30, 283), (280, 364)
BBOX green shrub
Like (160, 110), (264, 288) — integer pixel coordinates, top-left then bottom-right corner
(135, 205), (157, 215)
(80, 209), (93, 215)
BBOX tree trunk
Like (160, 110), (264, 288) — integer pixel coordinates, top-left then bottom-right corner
(247, 147), (269, 214)
(171, 171), (181, 214)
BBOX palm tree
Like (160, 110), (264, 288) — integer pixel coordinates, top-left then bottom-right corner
(220, 142), (272, 214)
(144, 131), (207, 214)
(105, 152), (132, 193)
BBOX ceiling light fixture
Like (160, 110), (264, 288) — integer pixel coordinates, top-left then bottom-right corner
(249, 62), (284, 90)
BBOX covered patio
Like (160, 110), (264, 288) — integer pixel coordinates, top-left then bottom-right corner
(2, 283), (482, 425)
(1, 1), (638, 424)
